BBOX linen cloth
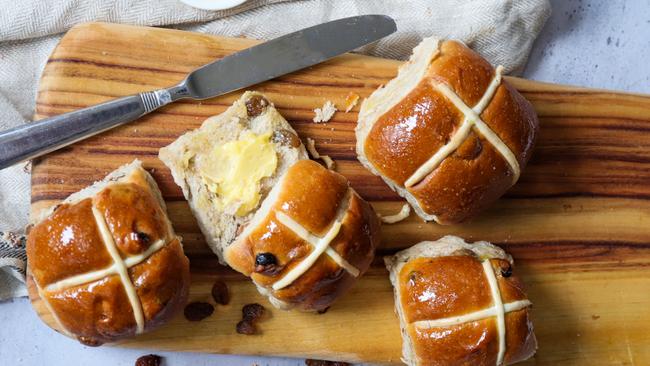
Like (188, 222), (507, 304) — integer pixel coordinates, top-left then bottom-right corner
(0, 0), (551, 300)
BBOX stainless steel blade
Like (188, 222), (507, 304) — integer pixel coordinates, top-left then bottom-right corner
(184, 15), (397, 99)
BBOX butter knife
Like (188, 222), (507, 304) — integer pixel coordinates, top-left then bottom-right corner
(0, 15), (396, 169)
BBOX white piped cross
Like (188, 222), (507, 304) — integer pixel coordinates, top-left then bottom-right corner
(404, 66), (521, 188)
(411, 260), (531, 366)
(35, 202), (173, 336)
(271, 190), (360, 290)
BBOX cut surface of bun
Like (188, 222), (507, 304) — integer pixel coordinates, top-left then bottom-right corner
(385, 236), (537, 366)
(357, 38), (538, 224)
(225, 160), (380, 311)
(27, 160), (190, 346)
(159, 91), (308, 262)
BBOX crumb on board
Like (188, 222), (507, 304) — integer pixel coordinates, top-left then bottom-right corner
(344, 92), (360, 112)
(313, 100), (337, 123)
(380, 204), (411, 224)
(306, 138), (335, 170)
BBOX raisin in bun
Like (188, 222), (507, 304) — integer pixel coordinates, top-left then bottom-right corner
(159, 91), (308, 263)
(356, 38), (538, 224)
(384, 236), (536, 366)
(225, 160), (380, 311)
(26, 160), (190, 346)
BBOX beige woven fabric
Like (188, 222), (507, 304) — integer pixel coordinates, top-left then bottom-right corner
(0, 0), (550, 299)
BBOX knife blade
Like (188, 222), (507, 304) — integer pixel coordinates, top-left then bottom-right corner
(188, 15), (396, 99)
(0, 15), (396, 169)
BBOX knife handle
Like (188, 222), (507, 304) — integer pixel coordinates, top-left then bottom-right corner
(0, 89), (175, 170)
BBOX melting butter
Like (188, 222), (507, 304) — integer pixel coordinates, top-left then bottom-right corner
(200, 131), (277, 216)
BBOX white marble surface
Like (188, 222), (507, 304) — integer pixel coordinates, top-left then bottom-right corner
(525, 0), (650, 94)
(2, 0), (650, 365)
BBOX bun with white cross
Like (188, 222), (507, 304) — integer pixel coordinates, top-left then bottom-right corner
(356, 37), (539, 224)
(26, 160), (190, 346)
(225, 160), (380, 311)
(385, 236), (536, 366)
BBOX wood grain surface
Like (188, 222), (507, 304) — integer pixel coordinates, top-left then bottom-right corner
(30, 22), (650, 364)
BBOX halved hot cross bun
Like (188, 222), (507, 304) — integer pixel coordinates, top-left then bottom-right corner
(225, 160), (380, 311)
(159, 91), (308, 263)
(356, 38), (538, 224)
(26, 160), (190, 346)
(385, 236), (536, 366)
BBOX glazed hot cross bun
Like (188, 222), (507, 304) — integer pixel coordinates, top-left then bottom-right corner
(357, 38), (538, 224)
(26, 160), (190, 346)
(385, 236), (536, 366)
(225, 160), (380, 311)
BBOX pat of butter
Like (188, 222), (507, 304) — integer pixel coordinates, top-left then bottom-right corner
(200, 132), (277, 216)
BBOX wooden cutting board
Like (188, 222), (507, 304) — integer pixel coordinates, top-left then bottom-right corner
(29, 22), (650, 365)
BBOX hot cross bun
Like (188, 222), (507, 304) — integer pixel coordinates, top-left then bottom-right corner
(26, 160), (190, 346)
(385, 236), (536, 366)
(225, 160), (380, 311)
(356, 38), (538, 224)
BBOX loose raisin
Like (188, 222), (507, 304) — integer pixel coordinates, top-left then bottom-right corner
(242, 303), (266, 322)
(135, 354), (162, 366)
(184, 302), (214, 321)
(211, 280), (230, 305)
(236, 319), (257, 335)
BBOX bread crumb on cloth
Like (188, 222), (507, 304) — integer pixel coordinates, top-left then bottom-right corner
(306, 137), (335, 170)
(313, 100), (337, 123)
(380, 203), (411, 224)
